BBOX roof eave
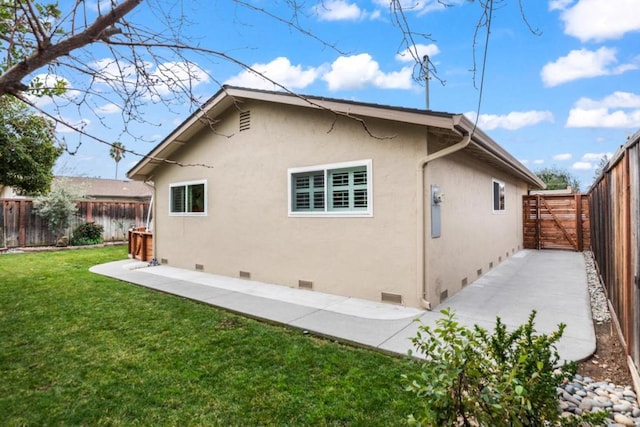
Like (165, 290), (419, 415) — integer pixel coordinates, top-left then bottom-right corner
(456, 115), (545, 189)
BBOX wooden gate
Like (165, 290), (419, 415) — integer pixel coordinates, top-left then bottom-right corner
(523, 194), (590, 251)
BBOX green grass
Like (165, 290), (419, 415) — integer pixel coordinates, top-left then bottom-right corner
(0, 247), (423, 425)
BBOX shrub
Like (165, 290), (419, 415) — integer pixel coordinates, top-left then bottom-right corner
(71, 222), (104, 246)
(402, 308), (607, 426)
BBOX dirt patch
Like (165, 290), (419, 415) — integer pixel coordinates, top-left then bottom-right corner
(577, 321), (633, 386)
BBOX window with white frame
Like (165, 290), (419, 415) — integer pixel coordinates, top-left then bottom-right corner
(170, 180), (207, 215)
(492, 179), (505, 212)
(288, 160), (372, 217)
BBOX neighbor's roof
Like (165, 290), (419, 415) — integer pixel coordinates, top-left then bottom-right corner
(127, 85), (544, 189)
(55, 176), (152, 199)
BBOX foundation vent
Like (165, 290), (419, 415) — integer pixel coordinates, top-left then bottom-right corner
(461, 277), (468, 287)
(195, 264), (204, 271)
(298, 280), (313, 290)
(489, 262), (494, 269)
(440, 289), (449, 302)
(239, 111), (251, 131)
(506, 251), (509, 258)
(161, 258), (168, 264)
(499, 256), (502, 262)
(381, 292), (402, 305)
(477, 268), (483, 277)
(239, 271), (251, 279)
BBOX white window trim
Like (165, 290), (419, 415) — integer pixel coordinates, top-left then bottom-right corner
(288, 159), (373, 217)
(169, 179), (207, 216)
(492, 178), (506, 214)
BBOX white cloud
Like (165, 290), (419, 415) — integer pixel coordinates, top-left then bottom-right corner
(565, 92), (640, 128)
(581, 152), (613, 162)
(575, 91), (640, 109)
(55, 116), (91, 134)
(150, 62), (210, 96)
(314, 0), (376, 21)
(323, 53), (413, 91)
(540, 47), (636, 87)
(395, 44), (440, 63)
(548, 0), (573, 11)
(572, 161), (593, 170)
(372, 0), (466, 15)
(557, 0), (640, 42)
(566, 108), (640, 128)
(566, 92), (640, 128)
(95, 103), (122, 114)
(225, 57), (320, 90)
(553, 153), (572, 161)
(90, 59), (209, 98)
(533, 159), (545, 165)
(464, 110), (554, 130)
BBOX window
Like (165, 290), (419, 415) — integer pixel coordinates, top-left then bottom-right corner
(288, 160), (372, 217)
(170, 180), (207, 215)
(492, 179), (505, 212)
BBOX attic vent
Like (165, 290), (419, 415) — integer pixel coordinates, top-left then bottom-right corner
(239, 110), (251, 131)
(239, 271), (251, 279)
(195, 264), (204, 271)
(298, 280), (313, 290)
(381, 292), (402, 305)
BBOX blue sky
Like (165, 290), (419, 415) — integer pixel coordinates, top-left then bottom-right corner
(44, 0), (640, 191)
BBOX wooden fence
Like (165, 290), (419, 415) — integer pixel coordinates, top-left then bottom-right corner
(1, 199), (150, 248)
(589, 130), (640, 390)
(523, 194), (590, 251)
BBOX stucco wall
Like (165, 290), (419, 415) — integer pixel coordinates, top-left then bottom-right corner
(150, 99), (529, 309)
(152, 100), (427, 306)
(424, 152), (527, 305)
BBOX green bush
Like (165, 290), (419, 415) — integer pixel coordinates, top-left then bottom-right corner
(71, 222), (104, 246)
(402, 308), (607, 426)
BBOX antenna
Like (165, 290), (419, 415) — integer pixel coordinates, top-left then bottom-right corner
(423, 55), (430, 111)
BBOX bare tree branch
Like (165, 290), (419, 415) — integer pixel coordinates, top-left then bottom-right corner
(0, 0), (143, 96)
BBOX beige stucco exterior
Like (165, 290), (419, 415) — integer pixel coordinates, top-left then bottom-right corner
(424, 152), (528, 305)
(130, 87), (543, 309)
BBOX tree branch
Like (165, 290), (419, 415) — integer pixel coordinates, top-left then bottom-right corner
(0, 0), (143, 97)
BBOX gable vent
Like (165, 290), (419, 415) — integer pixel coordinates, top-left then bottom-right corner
(381, 292), (402, 305)
(239, 111), (251, 131)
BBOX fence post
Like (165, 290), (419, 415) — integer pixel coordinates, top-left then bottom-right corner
(575, 194), (583, 251)
(18, 200), (26, 246)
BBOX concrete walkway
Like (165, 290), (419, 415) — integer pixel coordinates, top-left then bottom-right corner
(90, 249), (595, 362)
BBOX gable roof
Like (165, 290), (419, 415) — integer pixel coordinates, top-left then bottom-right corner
(56, 176), (152, 200)
(127, 85), (544, 188)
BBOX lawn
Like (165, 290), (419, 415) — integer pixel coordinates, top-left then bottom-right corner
(0, 246), (423, 425)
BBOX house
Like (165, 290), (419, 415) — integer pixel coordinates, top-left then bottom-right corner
(54, 176), (152, 202)
(127, 86), (544, 309)
(0, 177), (152, 202)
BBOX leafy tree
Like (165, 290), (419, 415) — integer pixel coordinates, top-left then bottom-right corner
(593, 155), (609, 182)
(32, 179), (81, 239)
(0, 97), (62, 195)
(110, 142), (126, 180)
(535, 166), (580, 193)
